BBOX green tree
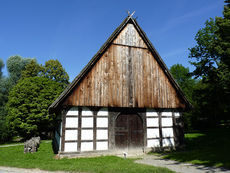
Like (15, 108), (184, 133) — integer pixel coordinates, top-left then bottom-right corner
(216, 0), (230, 68)
(0, 59), (11, 143)
(0, 56), (34, 120)
(7, 55), (34, 87)
(215, 1), (230, 112)
(0, 59), (4, 78)
(170, 64), (197, 131)
(42, 59), (69, 88)
(21, 59), (42, 79)
(170, 64), (196, 102)
(6, 77), (63, 139)
(189, 18), (219, 79)
(0, 59), (8, 118)
(22, 59), (69, 88)
(189, 1), (230, 127)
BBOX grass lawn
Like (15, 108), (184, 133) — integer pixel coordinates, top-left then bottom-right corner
(160, 125), (230, 169)
(0, 142), (174, 173)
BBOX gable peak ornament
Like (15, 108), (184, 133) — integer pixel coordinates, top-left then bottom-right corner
(127, 11), (135, 18)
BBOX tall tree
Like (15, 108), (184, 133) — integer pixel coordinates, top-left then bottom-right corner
(216, 0), (230, 68)
(170, 64), (196, 102)
(7, 77), (63, 139)
(0, 59), (11, 143)
(0, 59), (6, 118)
(6, 59), (69, 139)
(170, 64), (198, 131)
(215, 1), (230, 110)
(188, 1), (230, 126)
(0, 59), (8, 118)
(7, 55), (34, 87)
(0, 59), (4, 79)
(42, 59), (69, 88)
(189, 18), (219, 79)
(0, 56), (34, 117)
(21, 59), (42, 79)
(22, 59), (70, 88)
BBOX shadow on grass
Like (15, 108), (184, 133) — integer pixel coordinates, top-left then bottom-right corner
(161, 125), (230, 169)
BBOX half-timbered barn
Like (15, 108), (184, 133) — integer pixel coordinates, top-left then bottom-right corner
(49, 15), (191, 155)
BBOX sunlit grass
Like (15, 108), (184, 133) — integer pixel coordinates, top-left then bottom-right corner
(0, 141), (174, 173)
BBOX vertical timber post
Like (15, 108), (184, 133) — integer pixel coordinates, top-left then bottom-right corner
(77, 107), (82, 152)
(61, 109), (66, 152)
(93, 109), (97, 150)
(158, 112), (163, 149)
(172, 111), (178, 148)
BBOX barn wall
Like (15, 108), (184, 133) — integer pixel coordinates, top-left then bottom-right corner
(60, 106), (183, 153)
(63, 107), (109, 152)
(146, 109), (183, 149)
(146, 110), (160, 148)
(62, 23), (186, 109)
(64, 107), (78, 152)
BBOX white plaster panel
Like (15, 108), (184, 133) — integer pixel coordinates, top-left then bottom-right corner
(147, 128), (159, 138)
(147, 117), (159, 127)
(82, 117), (93, 128)
(97, 108), (108, 116)
(161, 118), (173, 127)
(146, 109), (158, 117)
(96, 141), (108, 150)
(81, 129), (93, 140)
(66, 107), (78, 116)
(163, 138), (174, 147)
(81, 142), (93, 151)
(97, 129), (108, 140)
(147, 139), (160, 148)
(65, 130), (78, 141)
(174, 112), (181, 117)
(162, 128), (174, 137)
(64, 142), (77, 152)
(65, 117), (78, 128)
(82, 107), (93, 116)
(162, 112), (172, 117)
(97, 117), (108, 128)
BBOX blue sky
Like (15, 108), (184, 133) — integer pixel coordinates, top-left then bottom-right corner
(0, 0), (224, 81)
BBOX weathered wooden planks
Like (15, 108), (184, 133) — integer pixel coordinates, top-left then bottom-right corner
(62, 23), (186, 109)
(113, 23), (147, 48)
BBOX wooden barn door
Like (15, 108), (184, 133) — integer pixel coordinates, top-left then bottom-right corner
(115, 114), (144, 148)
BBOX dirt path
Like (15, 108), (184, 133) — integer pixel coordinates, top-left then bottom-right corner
(136, 155), (230, 173)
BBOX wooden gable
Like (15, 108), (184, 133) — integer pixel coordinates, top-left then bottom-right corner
(50, 16), (191, 111)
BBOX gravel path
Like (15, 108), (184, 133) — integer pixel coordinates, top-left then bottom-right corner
(0, 167), (81, 173)
(0, 167), (64, 173)
(0, 144), (24, 148)
(136, 155), (230, 173)
(0, 141), (51, 148)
